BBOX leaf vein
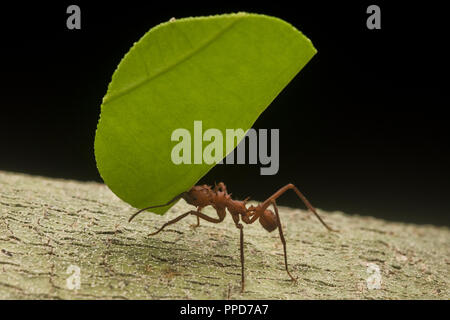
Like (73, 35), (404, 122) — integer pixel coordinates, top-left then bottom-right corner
(103, 17), (243, 105)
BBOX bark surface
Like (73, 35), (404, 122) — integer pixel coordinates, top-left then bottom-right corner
(0, 171), (448, 299)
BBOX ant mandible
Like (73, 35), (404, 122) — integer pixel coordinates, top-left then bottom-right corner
(128, 183), (336, 292)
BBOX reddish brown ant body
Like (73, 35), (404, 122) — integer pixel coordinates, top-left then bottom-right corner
(129, 183), (336, 292)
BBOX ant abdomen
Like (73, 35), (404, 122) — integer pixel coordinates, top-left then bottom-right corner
(259, 210), (278, 232)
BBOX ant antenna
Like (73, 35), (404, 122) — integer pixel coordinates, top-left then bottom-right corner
(128, 192), (186, 222)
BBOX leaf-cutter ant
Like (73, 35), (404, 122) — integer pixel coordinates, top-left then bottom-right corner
(129, 183), (336, 292)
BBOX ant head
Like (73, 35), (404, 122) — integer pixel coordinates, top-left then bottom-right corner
(184, 186), (214, 207)
(181, 192), (196, 205)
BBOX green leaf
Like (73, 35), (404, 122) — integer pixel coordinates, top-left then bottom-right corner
(94, 12), (316, 215)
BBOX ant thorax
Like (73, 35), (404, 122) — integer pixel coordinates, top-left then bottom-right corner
(226, 199), (248, 216)
(212, 191), (229, 210)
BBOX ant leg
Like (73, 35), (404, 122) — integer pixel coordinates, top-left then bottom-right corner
(262, 184), (336, 232)
(191, 215), (201, 229)
(148, 211), (191, 236)
(149, 209), (226, 236)
(236, 223), (245, 293)
(271, 199), (297, 282)
(191, 206), (203, 229)
(241, 210), (261, 224)
(192, 205), (227, 229)
(192, 210), (226, 223)
(129, 192), (186, 222)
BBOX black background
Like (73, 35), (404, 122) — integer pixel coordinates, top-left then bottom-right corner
(1, 1), (448, 226)
(0, 300), (444, 318)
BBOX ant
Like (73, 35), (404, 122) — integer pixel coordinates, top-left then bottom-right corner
(128, 183), (336, 292)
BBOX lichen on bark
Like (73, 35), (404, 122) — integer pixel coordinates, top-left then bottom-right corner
(0, 171), (448, 299)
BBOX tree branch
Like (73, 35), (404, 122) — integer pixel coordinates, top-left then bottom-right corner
(0, 171), (448, 299)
